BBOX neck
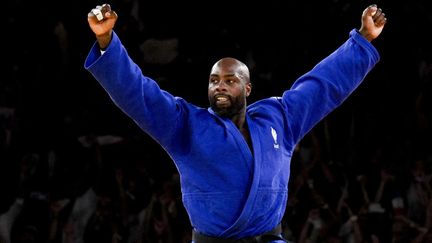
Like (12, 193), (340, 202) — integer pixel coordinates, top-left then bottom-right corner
(232, 110), (253, 153)
(230, 110), (246, 130)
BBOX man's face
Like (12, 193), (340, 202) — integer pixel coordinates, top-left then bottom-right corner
(208, 59), (251, 117)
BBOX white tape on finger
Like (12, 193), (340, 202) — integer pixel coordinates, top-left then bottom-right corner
(92, 9), (104, 21)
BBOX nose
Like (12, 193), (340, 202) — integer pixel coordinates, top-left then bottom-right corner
(215, 81), (227, 92)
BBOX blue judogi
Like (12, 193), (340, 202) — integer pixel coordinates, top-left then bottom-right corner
(85, 29), (379, 240)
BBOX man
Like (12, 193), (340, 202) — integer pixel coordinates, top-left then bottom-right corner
(85, 3), (386, 242)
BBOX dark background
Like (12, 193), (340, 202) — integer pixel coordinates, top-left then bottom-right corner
(1, 0), (432, 242)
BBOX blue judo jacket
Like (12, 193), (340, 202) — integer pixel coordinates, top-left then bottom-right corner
(85, 29), (379, 239)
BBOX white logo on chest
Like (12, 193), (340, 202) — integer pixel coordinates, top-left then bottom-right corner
(271, 127), (279, 149)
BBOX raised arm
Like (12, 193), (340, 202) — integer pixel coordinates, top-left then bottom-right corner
(85, 4), (186, 145)
(281, 4), (387, 144)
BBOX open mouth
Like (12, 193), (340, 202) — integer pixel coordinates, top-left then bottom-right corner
(215, 95), (230, 106)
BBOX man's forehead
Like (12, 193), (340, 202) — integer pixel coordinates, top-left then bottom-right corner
(211, 63), (243, 76)
(210, 58), (250, 82)
(210, 68), (238, 77)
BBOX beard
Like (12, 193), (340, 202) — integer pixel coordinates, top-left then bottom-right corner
(209, 94), (246, 118)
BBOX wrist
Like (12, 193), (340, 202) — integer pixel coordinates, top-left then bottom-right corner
(96, 31), (113, 50)
(358, 28), (373, 42)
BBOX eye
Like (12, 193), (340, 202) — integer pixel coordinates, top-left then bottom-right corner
(210, 79), (218, 84)
(227, 80), (235, 84)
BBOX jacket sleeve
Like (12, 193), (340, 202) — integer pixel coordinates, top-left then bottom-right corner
(281, 29), (380, 145)
(84, 31), (183, 145)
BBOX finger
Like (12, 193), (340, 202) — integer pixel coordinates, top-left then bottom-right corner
(92, 5), (104, 20)
(89, 7), (104, 21)
(100, 4), (116, 20)
(373, 10), (386, 25)
(372, 8), (383, 21)
(87, 10), (100, 24)
(101, 3), (111, 13)
(375, 14), (387, 27)
(364, 4), (377, 17)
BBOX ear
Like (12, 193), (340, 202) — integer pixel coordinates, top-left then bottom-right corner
(245, 82), (252, 97)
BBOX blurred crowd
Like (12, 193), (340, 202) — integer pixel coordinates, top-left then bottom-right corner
(2, 0), (432, 242)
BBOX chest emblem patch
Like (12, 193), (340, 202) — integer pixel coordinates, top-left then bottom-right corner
(271, 127), (279, 149)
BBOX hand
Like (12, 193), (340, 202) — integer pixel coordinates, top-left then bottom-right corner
(87, 4), (118, 49)
(359, 4), (387, 42)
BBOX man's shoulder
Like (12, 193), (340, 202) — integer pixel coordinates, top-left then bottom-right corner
(247, 97), (284, 114)
(248, 97), (282, 107)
